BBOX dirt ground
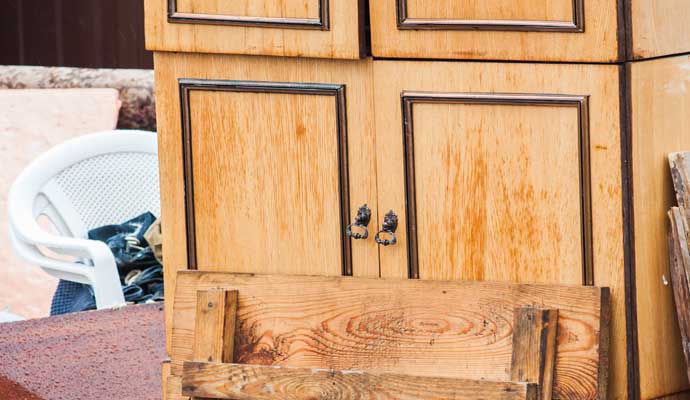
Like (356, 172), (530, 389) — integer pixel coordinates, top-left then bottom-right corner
(0, 88), (120, 318)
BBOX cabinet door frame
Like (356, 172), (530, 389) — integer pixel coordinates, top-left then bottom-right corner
(400, 91), (594, 285)
(178, 78), (353, 274)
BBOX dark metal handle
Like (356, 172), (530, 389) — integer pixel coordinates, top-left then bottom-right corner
(346, 204), (372, 240)
(375, 210), (398, 246)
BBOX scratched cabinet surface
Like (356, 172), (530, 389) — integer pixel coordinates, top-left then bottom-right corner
(145, 0), (367, 59)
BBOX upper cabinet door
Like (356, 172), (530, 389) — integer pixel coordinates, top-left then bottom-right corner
(145, 0), (367, 59)
(369, 0), (621, 62)
(155, 53), (379, 278)
(372, 60), (623, 294)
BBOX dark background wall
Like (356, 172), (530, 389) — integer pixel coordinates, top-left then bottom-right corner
(0, 0), (152, 69)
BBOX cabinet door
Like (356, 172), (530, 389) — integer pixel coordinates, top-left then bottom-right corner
(373, 60), (623, 288)
(145, 0), (366, 59)
(369, 0), (621, 62)
(156, 53), (379, 296)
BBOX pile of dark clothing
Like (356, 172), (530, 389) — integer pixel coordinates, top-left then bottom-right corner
(50, 212), (163, 315)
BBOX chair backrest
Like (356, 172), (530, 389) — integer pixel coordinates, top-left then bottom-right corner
(13, 130), (160, 239)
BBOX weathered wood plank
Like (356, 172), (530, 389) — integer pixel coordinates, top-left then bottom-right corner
(171, 272), (609, 400)
(511, 308), (558, 400)
(166, 374), (189, 400)
(668, 207), (690, 384)
(670, 152), (690, 210)
(181, 362), (538, 400)
(193, 290), (237, 363)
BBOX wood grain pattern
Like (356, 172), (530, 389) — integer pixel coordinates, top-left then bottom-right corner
(630, 0), (690, 60)
(181, 362), (539, 400)
(668, 208), (690, 386)
(369, 0), (619, 62)
(511, 308), (558, 400)
(406, 99), (584, 283)
(176, 0), (320, 19)
(188, 90), (344, 272)
(193, 290), (237, 363)
(170, 272), (610, 400)
(145, 0), (364, 59)
(656, 390), (690, 400)
(154, 52), (379, 355)
(166, 375), (190, 400)
(630, 55), (690, 399)
(162, 360), (172, 400)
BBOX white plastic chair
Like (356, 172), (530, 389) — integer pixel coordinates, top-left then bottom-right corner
(8, 130), (160, 309)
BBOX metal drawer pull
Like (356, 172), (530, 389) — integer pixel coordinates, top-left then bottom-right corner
(375, 210), (398, 246)
(346, 204), (372, 240)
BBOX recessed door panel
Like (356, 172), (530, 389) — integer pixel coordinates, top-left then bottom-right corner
(175, 0), (322, 20)
(405, 96), (588, 284)
(181, 81), (350, 275)
(403, 0), (576, 27)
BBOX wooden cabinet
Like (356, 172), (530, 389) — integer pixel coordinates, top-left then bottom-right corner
(369, 0), (690, 62)
(155, 51), (690, 399)
(145, 0), (690, 62)
(144, 0), (367, 59)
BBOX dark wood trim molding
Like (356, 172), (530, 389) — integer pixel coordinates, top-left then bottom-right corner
(168, 0), (330, 30)
(401, 92), (594, 285)
(619, 64), (640, 400)
(178, 79), (352, 275)
(396, 0), (584, 32)
(616, 0), (632, 61)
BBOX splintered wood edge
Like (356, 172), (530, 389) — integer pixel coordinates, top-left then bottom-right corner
(669, 152), (690, 209)
(181, 362), (539, 400)
(668, 207), (690, 384)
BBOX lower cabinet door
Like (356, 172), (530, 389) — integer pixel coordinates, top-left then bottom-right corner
(155, 53), (379, 279)
(373, 60), (623, 289)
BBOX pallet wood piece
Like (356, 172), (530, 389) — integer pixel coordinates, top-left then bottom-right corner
(180, 302), (552, 400)
(511, 308), (558, 400)
(193, 290), (238, 363)
(166, 375), (189, 400)
(668, 207), (690, 383)
(171, 272), (610, 400)
(162, 360), (171, 400)
(181, 362), (538, 400)
(670, 152), (690, 210)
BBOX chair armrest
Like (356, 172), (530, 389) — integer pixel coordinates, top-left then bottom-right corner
(8, 223), (126, 309)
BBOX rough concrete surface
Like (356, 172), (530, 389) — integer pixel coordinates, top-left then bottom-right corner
(0, 303), (165, 399)
(0, 88), (120, 318)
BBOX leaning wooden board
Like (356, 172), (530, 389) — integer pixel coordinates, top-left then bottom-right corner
(181, 362), (539, 400)
(170, 272), (610, 400)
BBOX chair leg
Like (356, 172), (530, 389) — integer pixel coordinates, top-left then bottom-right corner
(92, 261), (126, 309)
